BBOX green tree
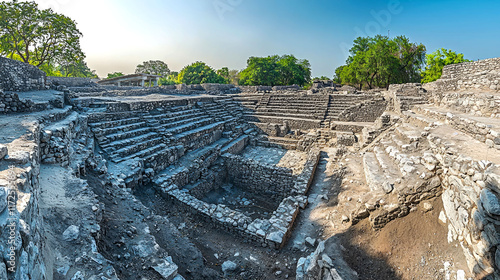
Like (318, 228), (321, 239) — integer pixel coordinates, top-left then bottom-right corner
(59, 60), (98, 78)
(228, 69), (240, 85)
(106, 72), (124, 79)
(333, 66), (345, 84)
(0, 1), (85, 67)
(216, 67), (230, 83)
(239, 55), (311, 86)
(338, 35), (426, 89)
(177, 62), (226, 85)
(421, 49), (470, 83)
(135, 60), (170, 77)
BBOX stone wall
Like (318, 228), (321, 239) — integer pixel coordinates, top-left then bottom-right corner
(0, 89), (34, 114)
(223, 153), (295, 201)
(46, 77), (97, 88)
(429, 91), (500, 118)
(0, 57), (46, 92)
(40, 112), (90, 165)
(426, 132), (500, 278)
(427, 58), (500, 93)
(338, 98), (387, 122)
(239, 86), (273, 93)
(0, 121), (47, 279)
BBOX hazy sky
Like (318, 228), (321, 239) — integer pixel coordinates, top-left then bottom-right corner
(33, 0), (500, 78)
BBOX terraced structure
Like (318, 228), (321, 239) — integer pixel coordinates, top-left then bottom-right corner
(1, 56), (500, 280)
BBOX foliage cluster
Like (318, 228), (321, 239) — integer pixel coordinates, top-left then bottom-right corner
(239, 55), (311, 87)
(335, 35), (426, 89)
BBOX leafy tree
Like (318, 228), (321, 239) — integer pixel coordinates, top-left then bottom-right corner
(314, 76), (331, 81)
(239, 55), (311, 86)
(421, 49), (470, 83)
(135, 60), (170, 77)
(216, 67), (230, 83)
(58, 60), (98, 78)
(0, 1), (84, 67)
(228, 69), (240, 85)
(106, 72), (124, 79)
(338, 35), (426, 89)
(159, 71), (178, 86)
(239, 55), (280, 86)
(177, 62), (226, 85)
(333, 66), (345, 84)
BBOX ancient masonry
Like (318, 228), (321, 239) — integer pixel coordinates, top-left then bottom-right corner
(0, 56), (500, 279)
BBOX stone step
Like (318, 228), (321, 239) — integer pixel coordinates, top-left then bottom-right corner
(414, 105), (500, 150)
(89, 116), (143, 129)
(143, 145), (181, 170)
(362, 152), (387, 193)
(101, 132), (159, 151)
(254, 111), (323, 119)
(373, 146), (403, 184)
(379, 139), (423, 176)
(160, 115), (208, 130)
(95, 121), (148, 137)
(403, 110), (441, 129)
(111, 137), (165, 158)
(174, 120), (227, 143)
(395, 123), (422, 144)
(113, 143), (167, 163)
(163, 118), (214, 134)
(146, 110), (205, 123)
(102, 127), (155, 144)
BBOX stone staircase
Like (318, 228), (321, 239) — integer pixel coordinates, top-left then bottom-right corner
(88, 101), (244, 173)
(358, 115), (441, 228)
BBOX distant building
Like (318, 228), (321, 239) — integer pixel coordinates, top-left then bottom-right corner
(97, 73), (161, 87)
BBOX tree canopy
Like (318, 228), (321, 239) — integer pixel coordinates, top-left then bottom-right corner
(135, 60), (170, 77)
(239, 55), (311, 86)
(335, 35), (426, 89)
(421, 49), (470, 83)
(177, 62), (226, 85)
(0, 1), (85, 67)
(106, 72), (124, 79)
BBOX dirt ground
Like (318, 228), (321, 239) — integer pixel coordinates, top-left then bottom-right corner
(83, 147), (473, 280)
(339, 197), (470, 280)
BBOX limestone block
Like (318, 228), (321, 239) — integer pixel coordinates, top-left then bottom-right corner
(0, 144), (7, 159)
(480, 188), (500, 217)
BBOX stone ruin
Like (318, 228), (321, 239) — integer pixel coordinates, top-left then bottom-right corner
(0, 56), (500, 279)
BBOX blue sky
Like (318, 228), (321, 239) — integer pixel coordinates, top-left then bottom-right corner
(34, 0), (500, 78)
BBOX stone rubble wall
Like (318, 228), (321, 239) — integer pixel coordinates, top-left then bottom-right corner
(223, 153), (296, 201)
(337, 98), (387, 122)
(386, 83), (429, 114)
(238, 86), (273, 93)
(0, 89), (34, 114)
(40, 112), (89, 165)
(0, 57), (46, 92)
(427, 58), (500, 93)
(427, 132), (500, 278)
(414, 106), (500, 151)
(429, 91), (500, 118)
(0, 121), (47, 279)
(46, 77), (98, 88)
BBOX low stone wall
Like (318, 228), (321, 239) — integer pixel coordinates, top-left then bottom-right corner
(272, 85), (300, 91)
(46, 77), (97, 88)
(0, 89), (34, 113)
(40, 112), (89, 165)
(429, 91), (500, 118)
(428, 58), (500, 92)
(239, 86), (273, 93)
(338, 98), (387, 122)
(0, 120), (47, 279)
(223, 153), (295, 201)
(0, 57), (46, 92)
(414, 106), (500, 151)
